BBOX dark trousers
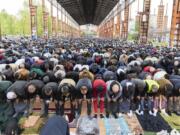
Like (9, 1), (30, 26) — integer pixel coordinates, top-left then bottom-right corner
(55, 100), (76, 116)
(119, 99), (131, 113)
(106, 100), (119, 115)
(41, 100), (49, 116)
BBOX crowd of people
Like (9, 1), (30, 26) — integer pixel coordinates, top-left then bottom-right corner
(0, 37), (180, 134)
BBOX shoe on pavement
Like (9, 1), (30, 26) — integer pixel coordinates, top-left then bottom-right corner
(100, 114), (104, 118)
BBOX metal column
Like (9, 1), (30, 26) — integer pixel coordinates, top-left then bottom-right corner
(42, 0), (48, 39)
(121, 0), (129, 39)
(170, 0), (180, 47)
(139, 0), (151, 44)
(29, 0), (37, 38)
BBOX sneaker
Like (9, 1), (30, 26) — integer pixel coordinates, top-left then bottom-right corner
(63, 115), (69, 122)
(153, 110), (158, 117)
(128, 110), (133, 117)
(175, 111), (180, 116)
(161, 109), (169, 116)
(106, 113), (109, 118)
(157, 130), (168, 135)
(149, 110), (153, 116)
(118, 113), (122, 117)
(68, 118), (78, 128)
(135, 110), (141, 115)
(93, 114), (97, 118)
(140, 111), (144, 115)
(113, 113), (118, 119)
(100, 114), (104, 118)
(170, 129), (180, 135)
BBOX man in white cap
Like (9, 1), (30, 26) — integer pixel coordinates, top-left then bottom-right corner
(6, 81), (28, 117)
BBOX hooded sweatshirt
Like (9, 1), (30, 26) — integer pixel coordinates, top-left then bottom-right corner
(93, 79), (107, 98)
(76, 78), (92, 99)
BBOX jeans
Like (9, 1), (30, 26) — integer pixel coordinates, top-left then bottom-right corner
(139, 97), (153, 111)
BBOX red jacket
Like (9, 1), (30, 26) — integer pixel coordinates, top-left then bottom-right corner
(143, 66), (156, 75)
(93, 79), (106, 97)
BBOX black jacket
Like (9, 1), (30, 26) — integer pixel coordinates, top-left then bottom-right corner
(42, 71), (57, 83)
(57, 79), (76, 101)
(169, 79), (180, 96)
(76, 78), (92, 99)
(41, 82), (58, 100)
(0, 81), (12, 102)
(26, 80), (45, 99)
(7, 81), (28, 99)
(121, 80), (135, 99)
(65, 71), (79, 83)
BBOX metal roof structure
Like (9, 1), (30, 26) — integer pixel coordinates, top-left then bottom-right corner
(57, 0), (119, 25)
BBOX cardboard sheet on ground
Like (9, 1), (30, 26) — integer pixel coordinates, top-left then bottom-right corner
(23, 116), (40, 128)
(19, 116), (45, 134)
(124, 114), (144, 135)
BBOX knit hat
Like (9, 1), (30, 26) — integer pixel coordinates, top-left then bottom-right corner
(60, 79), (76, 87)
(7, 91), (17, 100)
(79, 70), (94, 81)
(53, 65), (65, 72)
(73, 64), (82, 72)
(43, 76), (50, 83)
(54, 70), (66, 80)
(117, 68), (125, 75)
(61, 85), (70, 95)
(82, 65), (89, 71)
(89, 63), (100, 74)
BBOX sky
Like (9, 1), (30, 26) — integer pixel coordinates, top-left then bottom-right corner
(0, 0), (174, 28)
(131, 0), (173, 27)
(0, 0), (25, 15)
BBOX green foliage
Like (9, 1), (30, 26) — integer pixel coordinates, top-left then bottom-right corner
(135, 21), (139, 32)
(0, 0), (30, 36)
(0, 9), (16, 35)
(0, 0), (50, 36)
(128, 32), (139, 41)
(37, 6), (43, 36)
(48, 15), (52, 36)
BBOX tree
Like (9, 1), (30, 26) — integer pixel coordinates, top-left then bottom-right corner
(37, 5), (43, 36)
